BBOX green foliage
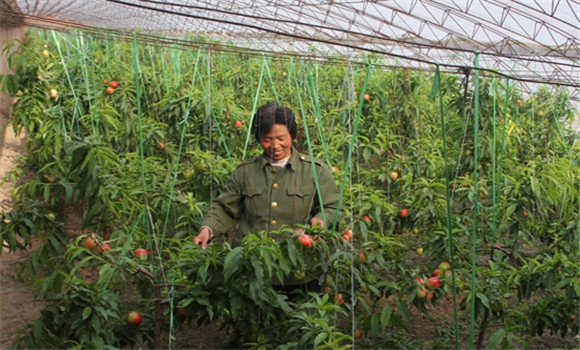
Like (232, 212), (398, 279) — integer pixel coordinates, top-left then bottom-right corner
(0, 28), (578, 349)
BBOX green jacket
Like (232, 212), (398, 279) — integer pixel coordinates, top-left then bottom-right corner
(201, 147), (342, 247)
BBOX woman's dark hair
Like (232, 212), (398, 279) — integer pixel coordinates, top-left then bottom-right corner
(251, 103), (297, 142)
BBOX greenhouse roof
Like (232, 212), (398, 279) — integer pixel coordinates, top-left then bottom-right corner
(2, 0), (579, 93)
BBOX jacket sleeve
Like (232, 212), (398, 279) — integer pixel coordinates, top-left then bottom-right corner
(200, 167), (244, 236)
(311, 163), (343, 230)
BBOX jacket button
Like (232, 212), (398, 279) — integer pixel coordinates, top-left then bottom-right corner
(271, 202), (278, 207)
(271, 220), (277, 226)
(273, 183), (278, 189)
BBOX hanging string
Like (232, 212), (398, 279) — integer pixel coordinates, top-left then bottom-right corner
(159, 49), (202, 253)
(332, 64), (371, 233)
(492, 77), (512, 242)
(242, 59), (267, 160)
(450, 68), (472, 202)
(263, 55), (280, 104)
(292, 61), (328, 226)
(189, 56), (234, 166)
(51, 30), (83, 136)
(306, 64), (331, 162)
(102, 208), (147, 290)
(432, 64), (460, 350)
(76, 32), (99, 141)
(469, 52), (481, 350)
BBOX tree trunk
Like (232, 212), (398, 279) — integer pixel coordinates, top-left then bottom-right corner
(0, 0), (27, 159)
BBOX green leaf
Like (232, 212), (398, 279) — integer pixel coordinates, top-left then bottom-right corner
(397, 299), (410, 322)
(485, 327), (507, 349)
(223, 246), (243, 281)
(250, 256), (264, 282)
(82, 306), (92, 320)
(476, 292), (490, 309)
(371, 313), (380, 338)
(313, 332), (327, 348)
(380, 305), (392, 329)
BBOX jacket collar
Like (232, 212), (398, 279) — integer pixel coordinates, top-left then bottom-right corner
(258, 146), (299, 172)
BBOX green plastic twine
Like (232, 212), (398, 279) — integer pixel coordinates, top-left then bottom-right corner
(306, 64), (331, 162)
(242, 59), (268, 160)
(131, 34), (157, 268)
(493, 78), (512, 242)
(159, 50), (202, 254)
(433, 65), (460, 350)
(332, 64), (371, 233)
(102, 208), (147, 290)
(190, 55), (234, 166)
(292, 61), (327, 226)
(77, 33), (99, 141)
(51, 31), (83, 135)
(168, 279), (176, 349)
(552, 95), (570, 154)
(469, 53), (481, 350)
(490, 78), (498, 244)
(263, 56), (280, 103)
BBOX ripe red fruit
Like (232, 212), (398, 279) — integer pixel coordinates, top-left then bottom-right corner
(97, 242), (110, 252)
(342, 229), (352, 242)
(83, 237), (96, 249)
(570, 315), (577, 322)
(524, 211), (529, 218)
(103, 79), (108, 84)
(126, 311), (142, 326)
(358, 251), (365, 264)
(157, 141), (164, 150)
(415, 277), (425, 285)
(335, 293), (344, 304)
(363, 94), (370, 101)
(427, 292), (434, 300)
(234, 120), (242, 128)
(432, 269), (441, 277)
(135, 248), (149, 259)
(109, 81), (119, 89)
(426, 277), (440, 289)
(361, 215), (371, 223)
(355, 328), (363, 338)
(106, 87), (114, 94)
(417, 285), (427, 299)
(297, 233), (312, 248)
(398, 209), (409, 218)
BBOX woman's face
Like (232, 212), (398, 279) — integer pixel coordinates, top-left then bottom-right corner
(259, 123), (293, 160)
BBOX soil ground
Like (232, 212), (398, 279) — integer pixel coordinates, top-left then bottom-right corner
(0, 125), (48, 349)
(0, 122), (579, 349)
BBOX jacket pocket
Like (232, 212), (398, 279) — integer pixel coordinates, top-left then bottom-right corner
(286, 185), (314, 198)
(242, 186), (266, 198)
(242, 186), (267, 222)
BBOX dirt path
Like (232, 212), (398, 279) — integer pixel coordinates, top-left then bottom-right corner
(0, 124), (47, 348)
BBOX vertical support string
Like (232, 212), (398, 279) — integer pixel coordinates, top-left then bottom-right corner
(434, 64), (460, 350)
(469, 52), (481, 350)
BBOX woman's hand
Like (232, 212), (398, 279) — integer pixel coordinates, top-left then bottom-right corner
(310, 217), (325, 228)
(193, 227), (212, 249)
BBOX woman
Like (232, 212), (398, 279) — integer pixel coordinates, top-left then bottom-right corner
(193, 103), (342, 251)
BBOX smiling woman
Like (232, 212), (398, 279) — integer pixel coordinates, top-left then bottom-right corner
(193, 103), (342, 249)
